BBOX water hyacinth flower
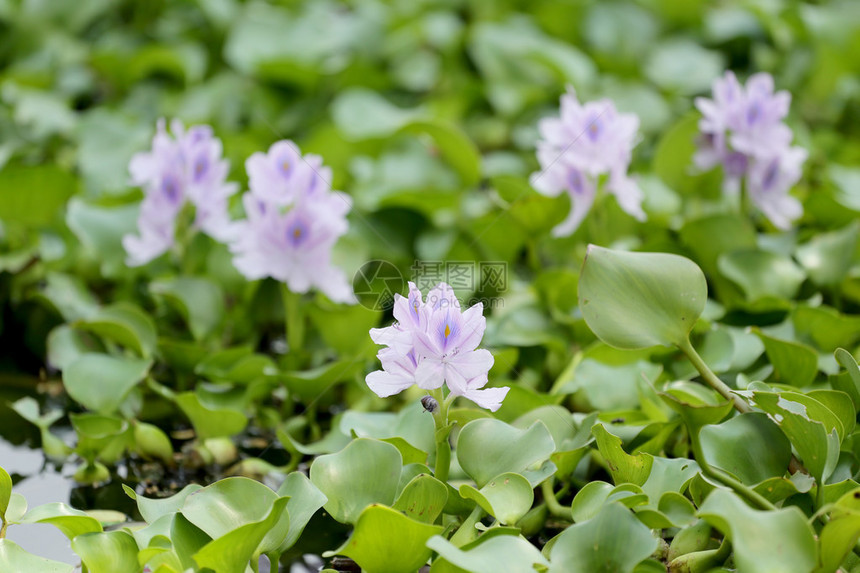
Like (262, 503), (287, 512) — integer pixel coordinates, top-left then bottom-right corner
(230, 140), (356, 304)
(123, 119), (239, 266)
(367, 282), (509, 411)
(695, 71), (806, 229)
(531, 88), (645, 237)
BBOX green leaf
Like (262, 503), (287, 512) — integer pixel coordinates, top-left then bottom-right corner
(76, 302), (158, 358)
(401, 120), (481, 186)
(751, 391), (841, 486)
(699, 413), (792, 484)
(393, 474), (448, 525)
(181, 477), (289, 558)
(193, 496), (289, 573)
(792, 305), (860, 352)
(579, 245), (707, 349)
(72, 530), (140, 573)
(276, 472), (328, 552)
(796, 222), (859, 287)
(65, 198), (140, 275)
(427, 532), (550, 573)
(174, 391), (248, 440)
(70, 413), (130, 464)
(63, 354), (152, 415)
(150, 277), (225, 340)
(459, 472), (534, 525)
(19, 502), (102, 539)
(0, 467), (10, 524)
(834, 348), (860, 409)
(698, 489), (817, 573)
(0, 165), (78, 227)
(133, 484), (203, 524)
(718, 249), (805, 305)
(0, 540), (74, 573)
(457, 419), (555, 488)
(756, 332), (819, 387)
(310, 438), (402, 524)
(592, 424), (652, 486)
(644, 39), (723, 95)
(328, 504), (443, 573)
(549, 502), (658, 573)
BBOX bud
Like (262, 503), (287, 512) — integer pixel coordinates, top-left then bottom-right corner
(668, 519), (713, 561)
(421, 395), (438, 413)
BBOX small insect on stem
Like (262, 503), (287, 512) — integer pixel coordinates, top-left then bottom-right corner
(421, 395), (439, 413)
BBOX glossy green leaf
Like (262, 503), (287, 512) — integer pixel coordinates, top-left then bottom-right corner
(19, 502), (102, 539)
(328, 504), (442, 573)
(132, 484), (203, 524)
(792, 305), (860, 352)
(0, 540), (74, 573)
(150, 277), (225, 340)
(698, 489), (817, 573)
(276, 472), (328, 552)
(193, 496), (289, 573)
(72, 530), (139, 573)
(459, 472), (533, 525)
(76, 302), (158, 358)
(457, 419), (555, 488)
(579, 245), (707, 349)
(699, 413), (792, 485)
(181, 477), (289, 557)
(549, 502), (658, 573)
(310, 438), (402, 524)
(71, 413), (130, 464)
(428, 533), (550, 573)
(393, 474), (448, 524)
(63, 354), (151, 415)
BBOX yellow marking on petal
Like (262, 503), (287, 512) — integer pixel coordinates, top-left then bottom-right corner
(293, 227), (302, 239)
(282, 160), (290, 173)
(444, 324), (451, 338)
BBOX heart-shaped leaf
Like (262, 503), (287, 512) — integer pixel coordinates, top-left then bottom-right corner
(327, 504), (443, 573)
(579, 245), (707, 349)
(71, 530), (140, 573)
(63, 354), (152, 415)
(699, 413), (792, 485)
(459, 472), (534, 525)
(698, 489), (817, 573)
(393, 474), (448, 524)
(0, 539), (74, 573)
(549, 502), (658, 573)
(457, 419), (555, 488)
(310, 438), (402, 524)
(150, 277), (225, 340)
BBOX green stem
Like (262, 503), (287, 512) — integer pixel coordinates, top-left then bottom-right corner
(280, 284), (305, 364)
(449, 505), (485, 547)
(679, 335), (809, 477)
(431, 389), (452, 484)
(0, 520), (7, 539)
(540, 479), (573, 521)
(677, 336), (750, 414)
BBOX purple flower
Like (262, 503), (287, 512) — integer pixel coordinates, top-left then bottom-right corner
(530, 88), (644, 237)
(246, 141), (333, 207)
(695, 71), (805, 229)
(230, 141), (356, 304)
(367, 282), (508, 411)
(123, 119), (238, 266)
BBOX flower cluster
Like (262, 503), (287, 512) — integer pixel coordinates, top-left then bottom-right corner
(123, 119), (238, 266)
(695, 71), (807, 229)
(230, 141), (356, 304)
(366, 282), (508, 411)
(123, 123), (356, 304)
(531, 88), (644, 237)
